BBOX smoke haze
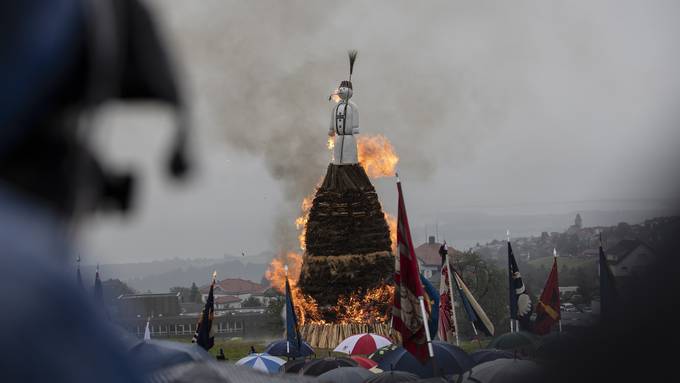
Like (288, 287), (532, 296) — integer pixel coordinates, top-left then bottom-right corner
(82, 0), (680, 264)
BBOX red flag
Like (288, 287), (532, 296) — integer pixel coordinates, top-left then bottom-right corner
(533, 257), (560, 335)
(438, 264), (456, 343)
(391, 180), (429, 362)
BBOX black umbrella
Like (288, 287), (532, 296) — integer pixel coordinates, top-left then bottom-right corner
(264, 339), (315, 358)
(299, 357), (358, 376)
(365, 370), (421, 383)
(128, 340), (212, 373)
(369, 345), (429, 377)
(281, 358), (311, 374)
(469, 349), (515, 366)
(317, 366), (374, 383)
(421, 341), (474, 377)
(148, 360), (318, 383)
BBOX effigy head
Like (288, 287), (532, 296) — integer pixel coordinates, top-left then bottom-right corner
(337, 80), (353, 100)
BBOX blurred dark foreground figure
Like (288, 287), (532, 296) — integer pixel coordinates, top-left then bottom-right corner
(0, 0), (190, 381)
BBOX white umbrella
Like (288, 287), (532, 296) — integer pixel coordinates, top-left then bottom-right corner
(334, 333), (392, 355)
(236, 353), (286, 374)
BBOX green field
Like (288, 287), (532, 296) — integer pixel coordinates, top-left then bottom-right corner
(528, 255), (596, 269)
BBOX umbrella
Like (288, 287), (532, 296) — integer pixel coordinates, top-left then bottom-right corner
(456, 359), (542, 383)
(334, 333), (393, 355)
(128, 339), (212, 373)
(236, 353), (286, 374)
(486, 331), (539, 355)
(281, 358), (311, 374)
(469, 349), (515, 366)
(420, 341), (474, 377)
(148, 360), (318, 383)
(351, 355), (378, 369)
(535, 332), (575, 361)
(299, 357), (358, 376)
(264, 339), (315, 358)
(370, 342), (473, 378)
(365, 370), (421, 383)
(317, 366), (374, 383)
(369, 345), (429, 377)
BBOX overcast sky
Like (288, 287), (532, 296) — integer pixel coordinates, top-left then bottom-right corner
(81, 0), (680, 264)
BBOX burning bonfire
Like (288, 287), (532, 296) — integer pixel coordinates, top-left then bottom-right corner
(265, 135), (400, 348)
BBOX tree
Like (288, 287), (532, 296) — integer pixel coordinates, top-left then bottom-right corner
(189, 282), (201, 303)
(102, 279), (136, 304)
(241, 296), (261, 308)
(264, 297), (284, 335)
(450, 252), (509, 338)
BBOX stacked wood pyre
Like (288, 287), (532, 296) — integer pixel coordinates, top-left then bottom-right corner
(298, 163), (394, 325)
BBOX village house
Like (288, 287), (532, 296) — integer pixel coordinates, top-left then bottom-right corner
(606, 238), (657, 278)
(199, 278), (267, 307)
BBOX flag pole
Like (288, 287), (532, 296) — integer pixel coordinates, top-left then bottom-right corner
(507, 230), (514, 333)
(554, 248), (562, 333)
(285, 264), (290, 355)
(418, 296), (434, 358)
(445, 252), (460, 346)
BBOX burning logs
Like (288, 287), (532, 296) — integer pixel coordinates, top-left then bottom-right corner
(298, 163), (394, 321)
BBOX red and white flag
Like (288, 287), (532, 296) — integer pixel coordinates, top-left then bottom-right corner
(438, 265), (456, 343)
(391, 179), (430, 363)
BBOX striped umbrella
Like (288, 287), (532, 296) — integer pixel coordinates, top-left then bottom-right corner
(236, 353), (285, 374)
(334, 333), (392, 355)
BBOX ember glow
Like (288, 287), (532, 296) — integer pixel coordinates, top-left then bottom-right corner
(357, 134), (399, 178)
(295, 193), (315, 252)
(327, 136), (335, 150)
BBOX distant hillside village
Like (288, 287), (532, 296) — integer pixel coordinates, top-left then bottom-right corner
(100, 214), (677, 340)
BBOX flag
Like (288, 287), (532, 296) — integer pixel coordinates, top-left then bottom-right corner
(420, 274), (439, 338)
(438, 263), (456, 343)
(532, 257), (560, 335)
(391, 179), (430, 362)
(192, 274), (216, 350)
(452, 269), (495, 337)
(599, 242), (618, 323)
(94, 265), (103, 301)
(144, 319), (151, 340)
(508, 242), (532, 329)
(285, 276), (302, 354)
(76, 256), (83, 290)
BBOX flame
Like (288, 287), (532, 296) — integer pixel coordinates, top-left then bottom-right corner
(357, 135), (399, 178)
(265, 252), (323, 324)
(295, 191), (315, 252)
(335, 285), (395, 324)
(264, 133), (401, 326)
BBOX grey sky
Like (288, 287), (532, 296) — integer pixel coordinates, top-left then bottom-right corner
(81, 0), (680, 264)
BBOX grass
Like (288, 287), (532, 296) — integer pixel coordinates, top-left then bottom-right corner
(528, 255), (596, 269)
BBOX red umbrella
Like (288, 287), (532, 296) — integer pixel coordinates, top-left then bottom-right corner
(334, 333), (392, 355)
(351, 356), (378, 369)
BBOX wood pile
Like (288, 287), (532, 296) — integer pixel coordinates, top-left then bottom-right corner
(299, 164), (394, 315)
(305, 164), (392, 256)
(301, 323), (401, 349)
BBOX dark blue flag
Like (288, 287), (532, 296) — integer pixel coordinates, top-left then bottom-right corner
(192, 275), (215, 350)
(420, 273), (440, 338)
(452, 268), (495, 336)
(508, 242), (532, 329)
(76, 257), (83, 290)
(285, 276), (302, 354)
(94, 265), (103, 301)
(599, 243), (618, 323)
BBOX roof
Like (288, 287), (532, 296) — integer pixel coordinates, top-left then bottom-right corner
(414, 241), (464, 266)
(118, 293), (180, 300)
(201, 278), (266, 295)
(214, 295), (241, 304)
(606, 239), (654, 264)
